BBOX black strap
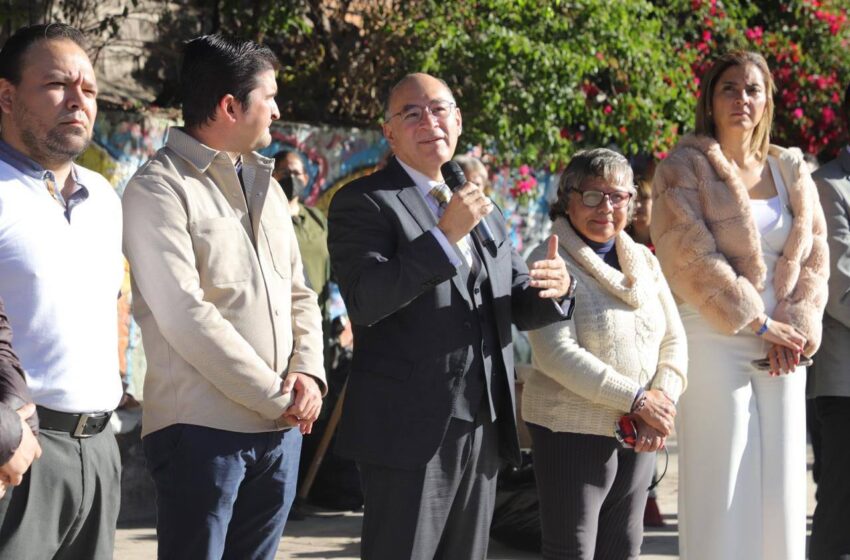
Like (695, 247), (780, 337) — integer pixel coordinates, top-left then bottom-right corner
(36, 406), (112, 438)
(647, 446), (670, 492)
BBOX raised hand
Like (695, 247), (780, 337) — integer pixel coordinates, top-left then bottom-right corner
(530, 235), (571, 299)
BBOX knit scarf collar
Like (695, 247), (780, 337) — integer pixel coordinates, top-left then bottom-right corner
(552, 216), (652, 309)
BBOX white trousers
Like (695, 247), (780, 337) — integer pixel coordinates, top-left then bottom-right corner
(677, 307), (807, 560)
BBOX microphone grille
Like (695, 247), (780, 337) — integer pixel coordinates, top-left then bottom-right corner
(440, 161), (466, 190)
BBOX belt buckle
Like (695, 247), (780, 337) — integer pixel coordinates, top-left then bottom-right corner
(73, 413), (92, 438)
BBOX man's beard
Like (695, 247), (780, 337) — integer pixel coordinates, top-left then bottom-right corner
(14, 106), (91, 165)
(21, 126), (91, 164)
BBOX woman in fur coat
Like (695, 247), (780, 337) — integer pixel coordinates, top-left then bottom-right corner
(652, 51), (828, 560)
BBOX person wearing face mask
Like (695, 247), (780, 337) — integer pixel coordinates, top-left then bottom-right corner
(652, 51), (829, 560)
(523, 148), (687, 559)
(273, 151), (331, 321)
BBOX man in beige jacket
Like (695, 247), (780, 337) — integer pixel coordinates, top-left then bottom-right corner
(122, 35), (325, 560)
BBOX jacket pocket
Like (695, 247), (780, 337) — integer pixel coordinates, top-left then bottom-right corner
(189, 217), (252, 286)
(262, 225), (292, 280)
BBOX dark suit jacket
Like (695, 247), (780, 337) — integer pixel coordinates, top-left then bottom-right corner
(812, 148), (850, 398)
(328, 157), (568, 470)
(0, 297), (35, 465)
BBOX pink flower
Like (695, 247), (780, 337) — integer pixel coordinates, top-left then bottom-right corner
(822, 106), (837, 125)
(519, 164), (530, 176)
(745, 26), (763, 42)
(603, 105), (613, 115)
(792, 108), (804, 119)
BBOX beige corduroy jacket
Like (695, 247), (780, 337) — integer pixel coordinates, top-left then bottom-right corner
(652, 134), (829, 355)
(123, 128), (326, 437)
(522, 217), (688, 437)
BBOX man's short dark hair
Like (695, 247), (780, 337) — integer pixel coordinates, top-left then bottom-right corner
(180, 34), (278, 130)
(0, 23), (87, 85)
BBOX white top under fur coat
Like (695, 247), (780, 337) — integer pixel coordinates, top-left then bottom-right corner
(652, 134), (829, 355)
(522, 217), (688, 436)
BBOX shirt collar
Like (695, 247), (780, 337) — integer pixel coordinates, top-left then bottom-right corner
(165, 127), (274, 172)
(0, 138), (47, 179)
(0, 138), (87, 196)
(396, 158), (446, 200)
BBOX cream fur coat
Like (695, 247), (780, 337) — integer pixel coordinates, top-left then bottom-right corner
(522, 217), (688, 437)
(652, 134), (829, 355)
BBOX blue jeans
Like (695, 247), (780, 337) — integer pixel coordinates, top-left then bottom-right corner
(143, 424), (302, 560)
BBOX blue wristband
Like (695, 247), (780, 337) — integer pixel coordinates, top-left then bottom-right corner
(756, 316), (770, 336)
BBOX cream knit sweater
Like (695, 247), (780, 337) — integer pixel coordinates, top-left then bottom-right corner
(522, 217), (688, 437)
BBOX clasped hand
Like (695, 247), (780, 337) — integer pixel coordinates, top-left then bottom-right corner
(749, 316), (807, 376)
(278, 373), (323, 435)
(634, 417), (666, 453)
(634, 389), (676, 437)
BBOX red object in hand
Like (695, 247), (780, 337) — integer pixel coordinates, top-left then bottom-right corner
(614, 415), (638, 447)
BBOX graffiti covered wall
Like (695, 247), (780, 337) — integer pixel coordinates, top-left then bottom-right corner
(83, 110), (555, 399)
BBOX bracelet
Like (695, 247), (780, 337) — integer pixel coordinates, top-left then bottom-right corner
(631, 388), (647, 414)
(756, 316), (771, 336)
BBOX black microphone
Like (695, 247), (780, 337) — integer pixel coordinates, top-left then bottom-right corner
(440, 160), (497, 253)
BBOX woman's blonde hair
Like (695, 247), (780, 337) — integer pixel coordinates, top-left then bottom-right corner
(695, 50), (775, 161)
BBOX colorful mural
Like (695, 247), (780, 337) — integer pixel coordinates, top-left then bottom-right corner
(85, 110), (555, 253)
(83, 110), (556, 400)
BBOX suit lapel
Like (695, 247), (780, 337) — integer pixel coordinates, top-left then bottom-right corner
(476, 211), (505, 281)
(391, 158), (473, 309)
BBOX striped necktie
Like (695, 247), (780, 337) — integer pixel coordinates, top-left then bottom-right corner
(430, 183), (451, 214)
(429, 183), (478, 271)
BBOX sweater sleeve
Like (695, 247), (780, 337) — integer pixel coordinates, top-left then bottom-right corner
(527, 320), (640, 413)
(651, 153), (765, 334)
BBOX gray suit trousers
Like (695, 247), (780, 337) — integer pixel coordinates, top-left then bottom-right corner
(0, 425), (121, 560)
(358, 415), (500, 560)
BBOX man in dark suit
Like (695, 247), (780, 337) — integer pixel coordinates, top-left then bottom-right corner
(328, 73), (573, 559)
(810, 81), (850, 560)
(0, 297), (40, 498)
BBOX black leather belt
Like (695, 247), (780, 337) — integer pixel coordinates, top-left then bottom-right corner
(36, 406), (112, 438)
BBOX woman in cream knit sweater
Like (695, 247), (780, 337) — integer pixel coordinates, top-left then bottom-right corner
(652, 51), (828, 560)
(524, 148), (687, 560)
